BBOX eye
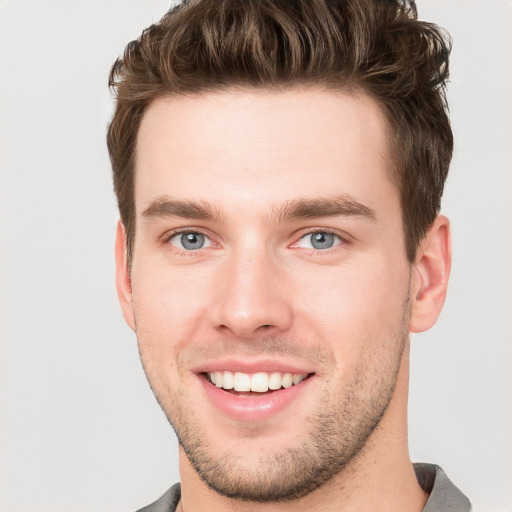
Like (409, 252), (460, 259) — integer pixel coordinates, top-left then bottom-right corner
(296, 231), (342, 250)
(168, 231), (212, 251)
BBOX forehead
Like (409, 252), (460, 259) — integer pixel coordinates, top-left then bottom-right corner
(134, 88), (397, 216)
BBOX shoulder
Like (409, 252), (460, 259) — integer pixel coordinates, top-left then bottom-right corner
(135, 483), (181, 512)
(414, 463), (472, 512)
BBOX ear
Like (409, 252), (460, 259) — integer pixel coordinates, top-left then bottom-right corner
(409, 215), (452, 333)
(115, 220), (136, 331)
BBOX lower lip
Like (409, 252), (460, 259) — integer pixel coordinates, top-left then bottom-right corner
(199, 375), (313, 422)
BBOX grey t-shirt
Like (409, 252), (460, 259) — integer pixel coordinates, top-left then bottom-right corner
(136, 463), (471, 512)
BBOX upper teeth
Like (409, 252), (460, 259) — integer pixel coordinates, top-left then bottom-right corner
(208, 371), (308, 392)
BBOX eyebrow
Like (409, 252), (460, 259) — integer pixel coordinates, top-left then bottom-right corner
(141, 197), (223, 222)
(272, 195), (377, 223)
(141, 194), (376, 224)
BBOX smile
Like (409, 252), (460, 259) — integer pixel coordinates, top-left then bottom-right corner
(206, 370), (309, 393)
(197, 367), (315, 422)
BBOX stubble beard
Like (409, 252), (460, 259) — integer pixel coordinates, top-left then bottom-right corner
(138, 301), (410, 503)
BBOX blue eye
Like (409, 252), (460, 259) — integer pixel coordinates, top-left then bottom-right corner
(168, 232), (211, 250)
(297, 232), (341, 250)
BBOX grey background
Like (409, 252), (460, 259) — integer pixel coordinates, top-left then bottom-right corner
(0, 1), (510, 511)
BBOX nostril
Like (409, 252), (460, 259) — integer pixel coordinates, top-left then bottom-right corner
(256, 324), (275, 332)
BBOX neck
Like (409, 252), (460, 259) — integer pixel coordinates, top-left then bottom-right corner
(178, 345), (427, 512)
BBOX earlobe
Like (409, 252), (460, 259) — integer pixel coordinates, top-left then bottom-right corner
(115, 220), (136, 331)
(409, 215), (452, 333)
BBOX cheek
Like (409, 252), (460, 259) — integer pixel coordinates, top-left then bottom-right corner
(129, 261), (214, 372)
(132, 259), (210, 322)
(293, 257), (410, 357)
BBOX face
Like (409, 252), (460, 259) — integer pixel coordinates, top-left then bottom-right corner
(123, 89), (414, 501)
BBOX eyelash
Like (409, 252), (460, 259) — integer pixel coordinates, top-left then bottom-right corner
(161, 228), (216, 255)
(292, 229), (349, 254)
(160, 228), (350, 255)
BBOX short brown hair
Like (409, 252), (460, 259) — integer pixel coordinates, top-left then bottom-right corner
(107, 0), (452, 263)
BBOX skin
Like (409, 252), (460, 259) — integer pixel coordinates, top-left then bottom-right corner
(115, 88), (451, 512)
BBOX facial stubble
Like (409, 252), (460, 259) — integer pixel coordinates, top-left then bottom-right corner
(136, 297), (411, 503)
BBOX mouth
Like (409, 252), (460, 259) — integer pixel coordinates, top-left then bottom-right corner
(194, 360), (316, 421)
(204, 370), (312, 395)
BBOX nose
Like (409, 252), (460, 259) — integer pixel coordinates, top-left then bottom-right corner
(210, 246), (293, 339)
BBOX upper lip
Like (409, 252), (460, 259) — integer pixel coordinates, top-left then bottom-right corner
(190, 357), (315, 375)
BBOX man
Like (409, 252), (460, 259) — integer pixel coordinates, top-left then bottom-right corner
(107, 0), (471, 510)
